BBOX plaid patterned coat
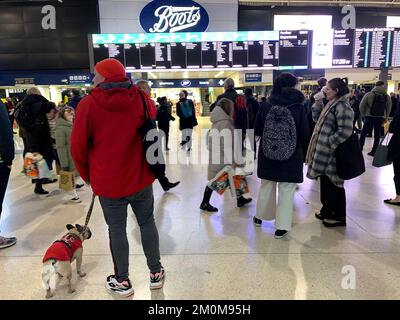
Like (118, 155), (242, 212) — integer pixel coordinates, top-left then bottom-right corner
(306, 95), (354, 187)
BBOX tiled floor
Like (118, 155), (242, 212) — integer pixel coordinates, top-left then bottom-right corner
(1, 118), (399, 300)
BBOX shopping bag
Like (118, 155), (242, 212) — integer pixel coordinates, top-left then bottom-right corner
(36, 158), (52, 179)
(59, 171), (75, 191)
(207, 166), (235, 197)
(372, 133), (392, 168)
(233, 175), (250, 198)
(23, 153), (38, 178)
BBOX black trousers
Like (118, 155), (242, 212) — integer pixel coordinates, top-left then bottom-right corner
(320, 175), (346, 222)
(159, 126), (170, 149)
(394, 161), (400, 195)
(0, 164), (11, 217)
(359, 117), (384, 153)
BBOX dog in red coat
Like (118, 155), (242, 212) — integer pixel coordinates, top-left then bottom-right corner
(41, 224), (92, 298)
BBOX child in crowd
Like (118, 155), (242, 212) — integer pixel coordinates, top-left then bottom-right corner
(55, 107), (84, 203)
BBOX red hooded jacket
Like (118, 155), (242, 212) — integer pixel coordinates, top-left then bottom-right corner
(71, 79), (156, 198)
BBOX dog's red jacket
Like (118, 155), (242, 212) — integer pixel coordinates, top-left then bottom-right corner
(43, 234), (83, 262)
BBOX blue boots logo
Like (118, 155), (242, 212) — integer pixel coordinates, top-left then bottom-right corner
(140, 0), (209, 33)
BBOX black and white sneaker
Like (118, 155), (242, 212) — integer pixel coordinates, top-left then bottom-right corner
(105, 275), (134, 297)
(150, 267), (165, 290)
(253, 216), (262, 227)
(274, 230), (288, 239)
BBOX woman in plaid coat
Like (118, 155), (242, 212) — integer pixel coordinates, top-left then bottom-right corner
(306, 78), (354, 228)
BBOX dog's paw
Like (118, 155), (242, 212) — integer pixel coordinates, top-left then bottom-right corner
(78, 272), (87, 278)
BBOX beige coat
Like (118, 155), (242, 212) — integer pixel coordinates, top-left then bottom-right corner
(207, 106), (242, 180)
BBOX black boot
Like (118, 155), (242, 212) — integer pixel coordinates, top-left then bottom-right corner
(200, 202), (218, 212)
(34, 180), (49, 196)
(159, 176), (180, 192)
(237, 196), (252, 208)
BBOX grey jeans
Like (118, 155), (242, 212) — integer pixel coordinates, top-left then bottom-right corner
(99, 185), (161, 281)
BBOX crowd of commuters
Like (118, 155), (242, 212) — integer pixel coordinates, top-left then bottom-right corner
(0, 58), (400, 296)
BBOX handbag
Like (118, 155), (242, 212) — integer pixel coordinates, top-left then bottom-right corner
(335, 128), (366, 180)
(137, 90), (166, 179)
(372, 133), (392, 168)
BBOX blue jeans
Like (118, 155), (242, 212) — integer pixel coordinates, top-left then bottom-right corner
(99, 185), (161, 281)
(359, 117), (384, 153)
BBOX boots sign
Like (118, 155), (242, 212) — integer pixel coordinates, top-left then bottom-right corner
(140, 0), (209, 33)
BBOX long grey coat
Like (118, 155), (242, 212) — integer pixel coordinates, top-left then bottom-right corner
(306, 95), (354, 187)
(55, 117), (76, 173)
(207, 106), (242, 180)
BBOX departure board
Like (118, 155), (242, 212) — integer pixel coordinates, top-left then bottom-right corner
(186, 42), (202, 68)
(170, 42), (186, 69)
(201, 41), (217, 68)
(278, 30), (310, 67)
(391, 29), (400, 67)
(124, 44), (140, 69)
(91, 31), (311, 71)
(332, 29), (354, 67)
(354, 28), (392, 68)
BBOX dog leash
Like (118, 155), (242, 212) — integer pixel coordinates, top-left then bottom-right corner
(84, 193), (96, 228)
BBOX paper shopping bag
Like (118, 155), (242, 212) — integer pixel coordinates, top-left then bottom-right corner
(59, 171), (75, 191)
(23, 153), (38, 178)
(207, 166), (235, 196)
(233, 175), (250, 198)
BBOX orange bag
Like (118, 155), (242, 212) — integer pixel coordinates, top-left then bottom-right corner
(23, 154), (38, 178)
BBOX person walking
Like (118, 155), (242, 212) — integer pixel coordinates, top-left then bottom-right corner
(71, 58), (165, 297)
(244, 88), (260, 153)
(359, 81), (392, 156)
(55, 106), (84, 204)
(0, 100), (17, 249)
(306, 78), (354, 228)
(136, 80), (180, 192)
(385, 108), (400, 206)
(253, 73), (311, 238)
(176, 90), (198, 152)
(156, 96), (175, 151)
(20, 87), (57, 195)
(200, 98), (252, 212)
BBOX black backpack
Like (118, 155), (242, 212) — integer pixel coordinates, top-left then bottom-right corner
(370, 93), (387, 117)
(14, 102), (35, 130)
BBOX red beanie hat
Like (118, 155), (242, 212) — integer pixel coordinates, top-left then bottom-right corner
(95, 58), (126, 80)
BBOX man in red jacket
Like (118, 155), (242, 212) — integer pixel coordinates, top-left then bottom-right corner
(71, 58), (164, 297)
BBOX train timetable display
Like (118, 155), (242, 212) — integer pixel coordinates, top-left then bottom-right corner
(332, 29), (354, 67)
(91, 31), (311, 70)
(354, 28), (392, 68)
(278, 30), (310, 67)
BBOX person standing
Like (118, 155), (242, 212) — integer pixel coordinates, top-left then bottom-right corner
(21, 87), (57, 195)
(307, 78), (328, 134)
(156, 96), (175, 151)
(244, 88), (260, 153)
(385, 108), (400, 206)
(390, 92), (399, 118)
(71, 59), (165, 297)
(68, 89), (82, 110)
(0, 100), (17, 249)
(200, 98), (252, 212)
(253, 73), (311, 238)
(359, 81), (392, 156)
(4, 98), (16, 133)
(55, 106), (84, 204)
(306, 78), (354, 228)
(176, 90), (198, 152)
(215, 78), (248, 149)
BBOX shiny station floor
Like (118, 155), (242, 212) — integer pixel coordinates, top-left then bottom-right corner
(0, 118), (400, 300)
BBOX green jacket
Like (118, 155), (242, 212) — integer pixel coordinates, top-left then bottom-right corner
(55, 117), (75, 172)
(360, 86), (392, 119)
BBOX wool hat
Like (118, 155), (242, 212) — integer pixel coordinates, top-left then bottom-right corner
(95, 58), (126, 80)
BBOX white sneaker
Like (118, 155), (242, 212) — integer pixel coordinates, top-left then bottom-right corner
(69, 197), (82, 204)
(105, 275), (134, 297)
(150, 267), (165, 290)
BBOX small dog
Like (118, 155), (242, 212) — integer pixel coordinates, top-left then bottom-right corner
(42, 224), (92, 298)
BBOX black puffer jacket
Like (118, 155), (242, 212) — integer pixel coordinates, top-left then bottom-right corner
(22, 94), (54, 161)
(254, 88), (311, 183)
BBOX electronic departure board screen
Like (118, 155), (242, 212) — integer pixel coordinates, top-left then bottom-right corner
(91, 31), (309, 71)
(202, 42), (217, 68)
(354, 28), (392, 68)
(186, 42), (202, 68)
(391, 29), (400, 67)
(332, 29), (354, 67)
(279, 30), (310, 67)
